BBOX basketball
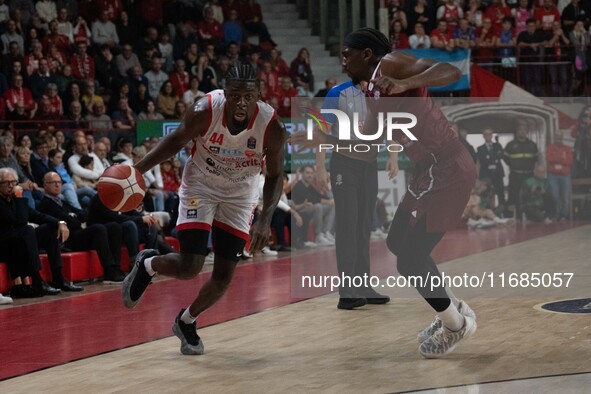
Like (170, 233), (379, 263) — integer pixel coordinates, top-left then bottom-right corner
(97, 164), (146, 212)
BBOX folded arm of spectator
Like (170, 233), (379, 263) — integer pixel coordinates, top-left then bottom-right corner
(67, 155), (101, 180)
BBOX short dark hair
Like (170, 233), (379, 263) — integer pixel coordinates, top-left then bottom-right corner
(227, 64), (260, 87)
(33, 136), (48, 149)
(79, 154), (94, 167)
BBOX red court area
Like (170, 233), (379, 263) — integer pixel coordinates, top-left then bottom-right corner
(0, 222), (580, 381)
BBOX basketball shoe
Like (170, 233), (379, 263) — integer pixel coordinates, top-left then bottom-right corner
(172, 309), (205, 355)
(417, 300), (476, 343)
(419, 315), (477, 358)
(122, 249), (159, 309)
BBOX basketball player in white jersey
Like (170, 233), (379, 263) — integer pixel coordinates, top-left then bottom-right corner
(122, 64), (286, 355)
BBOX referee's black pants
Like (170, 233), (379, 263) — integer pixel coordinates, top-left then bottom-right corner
(330, 153), (378, 297)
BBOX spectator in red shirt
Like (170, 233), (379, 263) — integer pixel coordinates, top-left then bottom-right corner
(44, 83), (63, 117)
(160, 159), (181, 193)
(25, 41), (44, 77)
(4, 74), (37, 117)
(475, 17), (496, 62)
(47, 43), (67, 76)
(437, 0), (464, 29)
(42, 20), (71, 58)
(534, 0), (561, 32)
(546, 130), (573, 220)
(33, 97), (61, 128)
(269, 48), (289, 77)
(73, 16), (92, 46)
(258, 61), (280, 95)
(275, 76), (297, 118)
(390, 19), (409, 49)
(169, 59), (190, 98)
(484, 0), (511, 35)
(70, 41), (95, 82)
(430, 20), (455, 51)
(197, 6), (224, 47)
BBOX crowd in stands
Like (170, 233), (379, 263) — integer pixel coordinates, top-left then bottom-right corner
(457, 106), (591, 228)
(388, 0), (591, 95)
(0, 0), (323, 134)
(0, 0), (332, 302)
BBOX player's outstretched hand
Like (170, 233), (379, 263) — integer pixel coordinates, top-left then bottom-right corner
(370, 76), (410, 95)
(386, 158), (399, 180)
(249, 221), (271, 253)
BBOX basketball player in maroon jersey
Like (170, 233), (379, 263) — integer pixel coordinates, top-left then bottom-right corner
(342, 28), (477, 358)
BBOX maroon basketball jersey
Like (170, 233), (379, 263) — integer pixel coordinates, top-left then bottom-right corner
(366, 61), (457, 165)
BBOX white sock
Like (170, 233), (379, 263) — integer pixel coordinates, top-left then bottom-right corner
(445, 287), (460, 309)
(438, 302), (464, 331)
(144, 257), (156, 276)
(181, 308), (196, 324)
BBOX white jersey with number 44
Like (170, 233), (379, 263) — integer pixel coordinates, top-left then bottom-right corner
(184, 89), (276, 201)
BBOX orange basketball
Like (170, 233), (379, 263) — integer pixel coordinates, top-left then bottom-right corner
(97, 164), (146, 212)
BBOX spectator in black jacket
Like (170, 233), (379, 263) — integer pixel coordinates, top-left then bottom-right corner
(0, 167), (78, 297)
(95, 44), (121, 92)
(38, 171), (126, 283)
(30, 136), (51, 184)
(88, 194), (176, 258)
(29, 58), (56, 101)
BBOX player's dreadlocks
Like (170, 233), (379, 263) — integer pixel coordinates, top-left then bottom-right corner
(227, 63), (260, 87)
(343, 27), (391, 59)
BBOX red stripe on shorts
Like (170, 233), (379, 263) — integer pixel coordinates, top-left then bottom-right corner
(212, 220), (249, 241)
(176, 222), (212, 232)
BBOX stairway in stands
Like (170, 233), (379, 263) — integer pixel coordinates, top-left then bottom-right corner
(257, 0), (345, 94)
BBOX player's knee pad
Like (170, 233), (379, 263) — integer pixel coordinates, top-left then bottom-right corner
(212, 227), (246, 263)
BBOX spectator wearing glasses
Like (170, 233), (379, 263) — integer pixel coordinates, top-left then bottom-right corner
(0, 136), (36, 208)
(48, 148), (96, 207)
(0, 167), (78, 298)
(38, 171), (126, 284)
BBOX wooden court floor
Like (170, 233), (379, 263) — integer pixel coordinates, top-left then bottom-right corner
(1, 225), (589, 393)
